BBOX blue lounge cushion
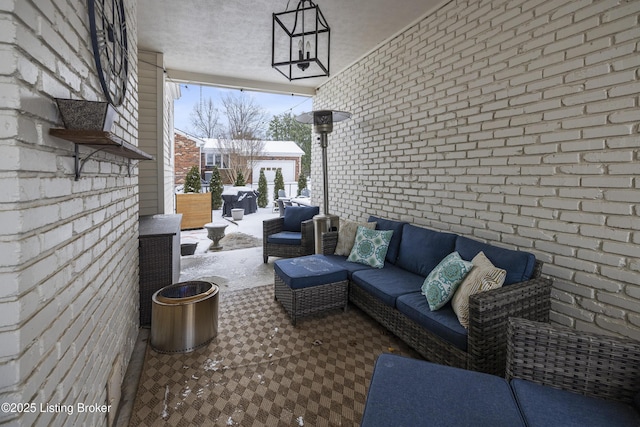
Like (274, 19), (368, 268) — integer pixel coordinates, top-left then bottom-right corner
(361, 354), (525, 427)
(511, 378), (640, 427)
(351, 265), (424, 307)
(347, 227), (393, 268)
(421, 251), (473, 311)
(282, 205), (319, 232)
(455, 236), (536, 285)
(274, 255), (348, 289)
(396, 224), (458, 277)
(368, 215), (407, 264)
(267, 231), (302, 245)
(396, 292), (468, 351)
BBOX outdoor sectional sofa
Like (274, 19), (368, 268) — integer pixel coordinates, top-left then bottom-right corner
(317, 216), (553, 376)
(361, 318), (640, 426)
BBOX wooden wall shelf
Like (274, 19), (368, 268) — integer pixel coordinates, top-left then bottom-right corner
(50, 129), (154, 160)
(49, 129), (154, 180)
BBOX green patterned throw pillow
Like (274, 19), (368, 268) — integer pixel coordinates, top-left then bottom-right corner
(422, 252), (473, 310)
(347, 226), (394, 268)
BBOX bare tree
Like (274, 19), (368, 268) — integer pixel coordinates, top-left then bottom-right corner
(221, 92), (269, 140)
(190, 97), (220, 138)
(215, 137), (265, 185)
(213, 92), (269, 184)
(190, 90), (269, 184)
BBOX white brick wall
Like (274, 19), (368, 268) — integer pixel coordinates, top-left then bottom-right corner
(314, 0), (640, 339)
(0, 0), (139, 425)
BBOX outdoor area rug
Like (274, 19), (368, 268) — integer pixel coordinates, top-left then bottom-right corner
(128, 284), (419, 426)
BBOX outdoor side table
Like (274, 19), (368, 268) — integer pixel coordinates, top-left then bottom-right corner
(274, 255), (349, 325)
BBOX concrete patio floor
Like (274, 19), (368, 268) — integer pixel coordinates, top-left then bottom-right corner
(115, 207), (282, 426)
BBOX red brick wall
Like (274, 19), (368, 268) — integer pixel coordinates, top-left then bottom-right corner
(174, 134), (200, 185)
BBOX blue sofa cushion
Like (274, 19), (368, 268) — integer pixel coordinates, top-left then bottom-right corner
(511, 378), (640, 427)
(267, 231), (301, 245)
(274, 255), (348, 289)
(396, 224), (457, 277)
(351, 264), (424, 307)
(368, 216), (407, 264)
(396, 292), (468, 351)
(322, 254), (373, 276)
(283, 205), (319, 232)
(455, 236), (536, 285)
(361, 354), (525, 427)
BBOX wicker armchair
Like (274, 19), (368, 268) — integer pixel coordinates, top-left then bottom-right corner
(263, 211), (316, 263)
(507, 317), (640, 404)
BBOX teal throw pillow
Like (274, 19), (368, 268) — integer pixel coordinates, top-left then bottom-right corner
(421, 252), (473, 310)
(347, 226), (394, 269)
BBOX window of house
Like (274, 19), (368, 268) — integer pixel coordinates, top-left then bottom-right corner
(205, 153), (229, 168)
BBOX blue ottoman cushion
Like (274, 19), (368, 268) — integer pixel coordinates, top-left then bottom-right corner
(322, 254), (374, 276)
(361, 354), (524, 427)
(274, 255), (348, 289)
(511, 378), (640, 427)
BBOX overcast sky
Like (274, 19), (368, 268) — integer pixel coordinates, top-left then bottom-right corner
(173, 84), (312, 136)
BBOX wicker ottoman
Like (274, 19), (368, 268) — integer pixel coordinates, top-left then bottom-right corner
(274, 255), (349, 325)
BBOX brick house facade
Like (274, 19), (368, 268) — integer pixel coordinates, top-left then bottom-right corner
(175, 132), (304, 187)
(174, 130), (203, 185)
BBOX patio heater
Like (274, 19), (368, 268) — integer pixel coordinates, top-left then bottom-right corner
(296, 110), (351, 253)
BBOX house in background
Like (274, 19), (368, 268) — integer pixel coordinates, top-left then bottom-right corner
(174, 129), (204, 186)
(174, 131), (305, 187)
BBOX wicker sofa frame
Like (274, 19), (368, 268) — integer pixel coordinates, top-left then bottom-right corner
(321, 231), (553, 376)
(263, 217), (315, 263)
(507, 317), (640, 405)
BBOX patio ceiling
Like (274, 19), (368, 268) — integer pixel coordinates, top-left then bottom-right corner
(137, 0), (445, 96)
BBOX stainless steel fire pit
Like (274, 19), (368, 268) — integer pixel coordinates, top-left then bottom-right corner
(151, 281), (219, 353)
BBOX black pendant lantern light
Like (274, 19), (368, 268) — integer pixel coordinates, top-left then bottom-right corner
(272, 0), (330, 81)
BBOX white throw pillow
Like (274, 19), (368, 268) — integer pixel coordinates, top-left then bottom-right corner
(452, 252), (506, 328)
(334, 219), (376, 256)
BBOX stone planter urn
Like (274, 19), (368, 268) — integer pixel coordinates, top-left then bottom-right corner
(231, 208), (244, 221)
(204, 222), (228, 251)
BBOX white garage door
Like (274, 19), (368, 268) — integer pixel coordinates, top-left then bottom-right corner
(254, 160), (297, 182)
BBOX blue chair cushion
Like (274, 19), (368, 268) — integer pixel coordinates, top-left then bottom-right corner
(274, 255), (348, 290)
(361, 354), (524, 427)
(351, 264), (424, 307)
(368, 215), (407, 264)
(267, 231), (301, 245)
(396, 292), (468, 351)
(396, 224), (457, 277)
(511, 378), (640, 427)
(455, 236), (536, 285)
(283, 205), (319, 232)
